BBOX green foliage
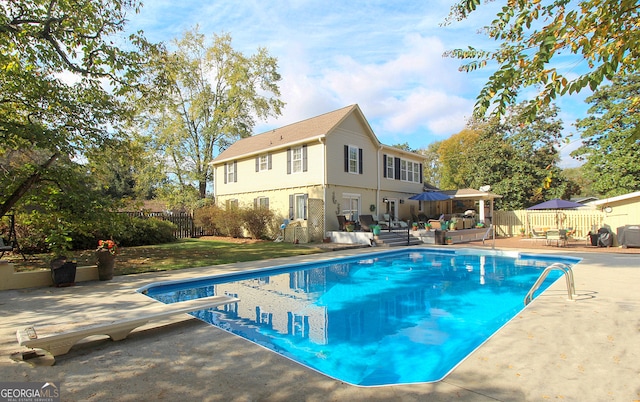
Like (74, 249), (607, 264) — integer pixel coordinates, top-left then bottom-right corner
(436, 129), (480, 189)
(444, 0), (640, 137)
(113, 217), (177, 247)
(134, 28), (285, 199)
(241, 207), (276, 240)
(436, 103), (579, 210)
(195, 204), (278, 239)
(1, 0), (155, 216)
(572, 74), (640, 196)
(416, 143), (442, 188)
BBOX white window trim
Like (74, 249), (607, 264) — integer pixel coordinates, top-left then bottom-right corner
(291, 146), (303, 174)
(347, 145), (359, 174)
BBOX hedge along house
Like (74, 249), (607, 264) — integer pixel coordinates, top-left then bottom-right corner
(210, 104), (426, 243)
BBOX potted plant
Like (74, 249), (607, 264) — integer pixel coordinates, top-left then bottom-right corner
(449, 218), (458, 231)
(519, 227), (526, 236)
(425, 222), (431, 231)
(96, 239), (117, 281)
(46, 228), (77, 287)
(412, 222), (418, 231)
(372, 225), (381, 236)
(445, 236), (453, 245)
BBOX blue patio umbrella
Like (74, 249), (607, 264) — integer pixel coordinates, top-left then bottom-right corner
(408, 191), (451, 201)
(526, 199), (584, 210)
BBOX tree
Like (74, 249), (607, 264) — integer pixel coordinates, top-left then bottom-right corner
(572, 74), (640, 196)
(468, 105), (579, 209)
(436, 129), (480, 189)
(136, 28), (284, 199)
(417, 142), (442, 188)
(444, 0), (640, 139)
(0, 0), (152, 216)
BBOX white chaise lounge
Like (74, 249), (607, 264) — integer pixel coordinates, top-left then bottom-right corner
(16, 295), (239, 357)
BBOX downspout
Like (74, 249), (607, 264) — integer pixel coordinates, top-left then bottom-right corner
(320, 137), (327, 238)
(377, 144), (383, 215)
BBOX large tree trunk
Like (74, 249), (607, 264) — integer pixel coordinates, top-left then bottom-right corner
(0, 153), (59, 216)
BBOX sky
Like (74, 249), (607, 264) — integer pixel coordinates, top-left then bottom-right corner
(126, 0), (590, 167)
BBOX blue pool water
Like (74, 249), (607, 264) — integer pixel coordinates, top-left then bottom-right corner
(139, 248), (581, 386)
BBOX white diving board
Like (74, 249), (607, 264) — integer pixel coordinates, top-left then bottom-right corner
(16, 295), (239, 357)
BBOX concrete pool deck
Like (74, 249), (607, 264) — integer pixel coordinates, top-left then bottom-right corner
(1, 243), (639, 401)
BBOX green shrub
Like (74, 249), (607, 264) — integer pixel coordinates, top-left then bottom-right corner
(241, 207), (275, 239)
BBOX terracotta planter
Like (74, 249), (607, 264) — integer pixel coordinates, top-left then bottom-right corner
(96, 250), (116, 281)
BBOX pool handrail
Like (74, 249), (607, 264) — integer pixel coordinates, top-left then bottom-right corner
(524, 262), (576, 305)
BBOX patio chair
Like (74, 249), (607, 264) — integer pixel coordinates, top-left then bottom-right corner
(383, 214), (409, 228)
(531, 228), (546, 240)
(546, 229), (567, 247)
(0, 237), (14, 258)
(359, 215), (377, 232)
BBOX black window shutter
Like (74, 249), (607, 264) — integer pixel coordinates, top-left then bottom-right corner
(383, 155), (387, 178)
(288, 194), (294, 220)
(268, 154), (272, 170)
(344, 145), (349, 172)
(234, 161), (238, 182)
(302, 145), (308, 172)
(394, 158), (401, 180)
(255, 157), (259, 172)
(303, 194), (308, 220)
(287, 148), (292, 174)
(419, 163), (423, 183)
(254, 198), (258, 209)
(358, 148), (363, 174)
(224, 164), (228, 184)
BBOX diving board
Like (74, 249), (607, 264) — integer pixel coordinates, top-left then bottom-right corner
(16, 295), (239, 357)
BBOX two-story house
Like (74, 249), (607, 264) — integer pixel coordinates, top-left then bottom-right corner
(211, 104), (426, 242)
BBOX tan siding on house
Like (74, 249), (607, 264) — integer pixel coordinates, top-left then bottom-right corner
(325, 114), (379, 190)
(216, 141), (325, 195)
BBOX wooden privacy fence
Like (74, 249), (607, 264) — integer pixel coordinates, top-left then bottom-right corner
(494, 209), (604, 239)
(123, 212), (212, 239)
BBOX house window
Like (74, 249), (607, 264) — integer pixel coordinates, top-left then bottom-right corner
(256, 154), (272, 172)
(400, 159), (407, 181)
(386, 156), (394, 178)
(225, 161), (236, 183)
(348, 146), (359, 174)
(226, 199), (239, 209)
(412, 162), (421, 183)
(289, 193), (308, 220)
(294, 194), (306, 219)
(344, 145), (363, 174)
(288, 146), (307, 174)
(342, 193), (360, 221)
(255, 197), (269, 209)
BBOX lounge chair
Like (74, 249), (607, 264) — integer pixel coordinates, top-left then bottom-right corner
(531, 228), (546, 240)
(16, 295), (239, 357)
(359, 215), (377, 232)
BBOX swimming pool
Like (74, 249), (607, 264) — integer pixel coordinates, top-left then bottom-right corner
(139, 248), (581, 386)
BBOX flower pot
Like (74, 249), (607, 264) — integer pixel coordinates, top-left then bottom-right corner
(372, 226), (381, 236)
(96, 250), (116, 281)
(50, 258), (77, 287)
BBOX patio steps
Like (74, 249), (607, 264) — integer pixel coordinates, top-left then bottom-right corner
(373, 230), (423, 247)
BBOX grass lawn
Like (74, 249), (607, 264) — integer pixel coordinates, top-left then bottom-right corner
(6, 237), (326, 276)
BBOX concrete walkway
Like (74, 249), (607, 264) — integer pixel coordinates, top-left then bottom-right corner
(1, 244), (639, 401)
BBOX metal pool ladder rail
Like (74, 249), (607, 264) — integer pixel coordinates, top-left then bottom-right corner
(524, 263), (576, 305)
